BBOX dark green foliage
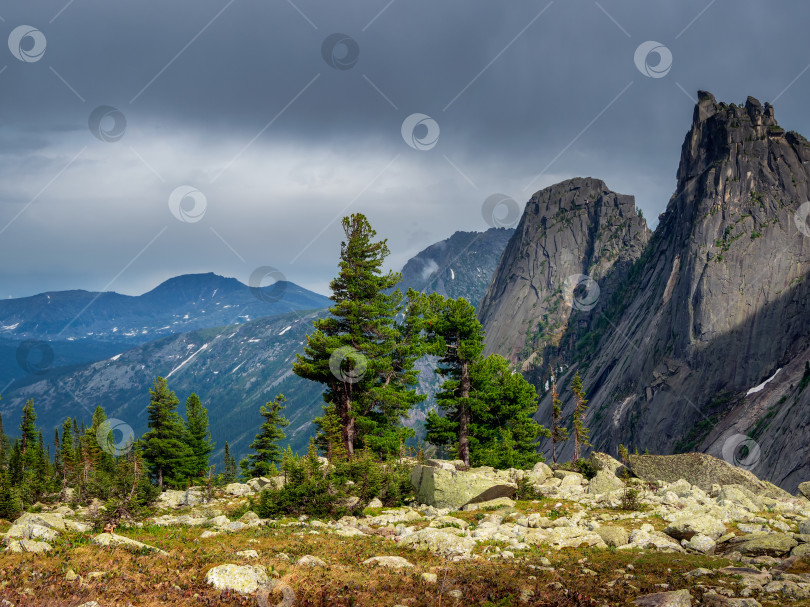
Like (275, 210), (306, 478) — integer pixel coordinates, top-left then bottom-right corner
(254, 444), (412, 519)
(240, 394), (289, 479)
(799, 361), (810, 393)
(426, 297), (549, 469)
(571, 372), (591, 461)
(293, 214), (426, 458)
(573, 458), (597, 480)
(514, 474), (546, 501)
(222, 441), (237, 483)
(550, 373), (568, 464)
(184, 393), (215, 480)
(141, 377), (193, 489)
(0, 471), (20, 520)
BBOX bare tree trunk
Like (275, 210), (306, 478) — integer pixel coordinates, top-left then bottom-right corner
(458, 361), (471, 467)
(338, 391), (354, 458)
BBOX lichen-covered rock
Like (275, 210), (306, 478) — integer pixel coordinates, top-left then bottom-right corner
(410, 464), (516, 509)
(664, 515), (726, 540)
(687, 534), (716, 554)
(729, 533), (797, 557)
(633, 588), (692, 606)
(399, 527), (476, 557)
(799, 518), (810, 535)
(362, 556), (414, 568)
(92, 532), (167, 555)
(205, 564), (268, 594)
(296, 555), (326, 567)
(595, 526), (629, 547)
(5, 539), (52, 553)
(798, 482), (810, 500)
(589, 452), (627, 476)
(588, 470), (625, 495)
(224, 483), (254, 496)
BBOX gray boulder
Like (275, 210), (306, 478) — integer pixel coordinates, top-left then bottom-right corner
(664, 515), (726, 540)
(205, 564), (268, 594)
(595, 525), (629, 547)
(799, 518), (810, 535)
(92, 532), (167, 555)
(627, 453), (790, 497)
(728, 533), (798, 557)
(399, 527), (476, 557)
(410, 464), (516, 509)
(5, 539), (52, 553)
(362, 556), (414, 569)
(633, 589), (692, 606)
(588, 470), (625, 494)
(798, 481), (810, 500)
(589, 452), (627, 476)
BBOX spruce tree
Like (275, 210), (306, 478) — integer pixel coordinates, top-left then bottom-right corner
(424, 296), (485, 467)
(59, 418), (75, 493)
(184, 393), (215, 480)
(0, 411), (8, 469)
(241, 394), (289, 478)
(222, 442), (237, 483)
(293, 214), (425, 457)
(19, 400), (38, 476)
(571, 371), (591, 461)
(549, 371), (569, 464)
(141, 377), (193, 489)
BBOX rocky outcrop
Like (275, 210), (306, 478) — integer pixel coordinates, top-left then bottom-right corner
(410, 463), (517, 509)
(479, 177), (650, 368)
(509, 94), (810, 492)
(205, 564), (268, 594)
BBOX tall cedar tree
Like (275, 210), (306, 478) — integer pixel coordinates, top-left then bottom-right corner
(241, 394), (289, 478)
(184, 393), (215, 479)
(222, 442), (237, 483)
(571, 371), (591, 461)
(423, 296), (485, 467)
(550, 371), (569, 464)
(141, 377), (192, 489)
(293, 214), (425, 458)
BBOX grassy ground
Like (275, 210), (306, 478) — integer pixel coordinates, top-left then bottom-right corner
(0, 503), (808, 606)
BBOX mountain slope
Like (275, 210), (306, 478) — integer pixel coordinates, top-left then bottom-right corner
(398, 228), (513, 308)
(478, 178), (650, 370)
(522, 93), (810, 491)
(0, 272), (332, 344)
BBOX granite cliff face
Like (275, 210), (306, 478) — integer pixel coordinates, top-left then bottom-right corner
(478, 178), (650, 370)
(484, 93), (810, 491)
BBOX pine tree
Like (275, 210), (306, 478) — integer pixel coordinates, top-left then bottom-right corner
(424, 296), (485, 467)
(0, 411), (9, 469)
(571, 371), (591, 461)
(141, 377), (193, 489)
(184, 393), (215, 480)
(293, 214), (425, 457)
(59, 418), (75, 493)
(550, 371), (569, 464)
(222, 442), (237, 483)
(19, 400), (38, 476)
(241, 394), (289, 479)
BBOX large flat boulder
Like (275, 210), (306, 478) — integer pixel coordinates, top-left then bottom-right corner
(92, 532), (167, 555)
(205, 564), (268, 594)
(627, 453), (790, 497)
(410, 464), (516, 509)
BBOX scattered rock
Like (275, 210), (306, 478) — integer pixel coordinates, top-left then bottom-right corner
(665, 515), (726, 540)
(729, 533), (798, 557)
(236, 549), (259, 559)
(799, 518), (810, 535)
(595, 526), (629, 547)
(410, 463), (517, 509)
(296, 555), (326, 567)
(367, 498), (383, 509)
(588, 452), (627, 476)
(798, 482), (810, 500)
(461, 497), (515, 511)
(4, 539), (51, 553)
(362, 556), (414, 568)
(224, 483), (254, 497)
(205, 564), (268, 594)
(588, 470), (625, 495)
(687, 534), (716, 554)
(91, 533), (167, 555)
(633, 588), (692, 606)
(399, 527), (476, 557)
(420, 572), (438, 583)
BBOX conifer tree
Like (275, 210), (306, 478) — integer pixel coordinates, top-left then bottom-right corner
(571, 371), (591, 461)
(141, 377), (192, 489)
(59, 418), (75, 493)
(0, 411), (9, 469)
(19, 400), (38, 476)
(293, 214), (426, 457)
(549, 371), (569, 464)
(184, 393), (215, 480)
(424, 296), (485, 467)
(222, 442), (237, 483)
(241, 394), (289, 478)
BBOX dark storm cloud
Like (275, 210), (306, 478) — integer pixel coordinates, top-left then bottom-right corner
(1, 1), (809, 298)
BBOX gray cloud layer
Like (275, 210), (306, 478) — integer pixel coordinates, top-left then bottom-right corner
(1, 1), (809, 298)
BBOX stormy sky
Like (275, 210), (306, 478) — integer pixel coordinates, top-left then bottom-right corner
(1, 1), (809, 298)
